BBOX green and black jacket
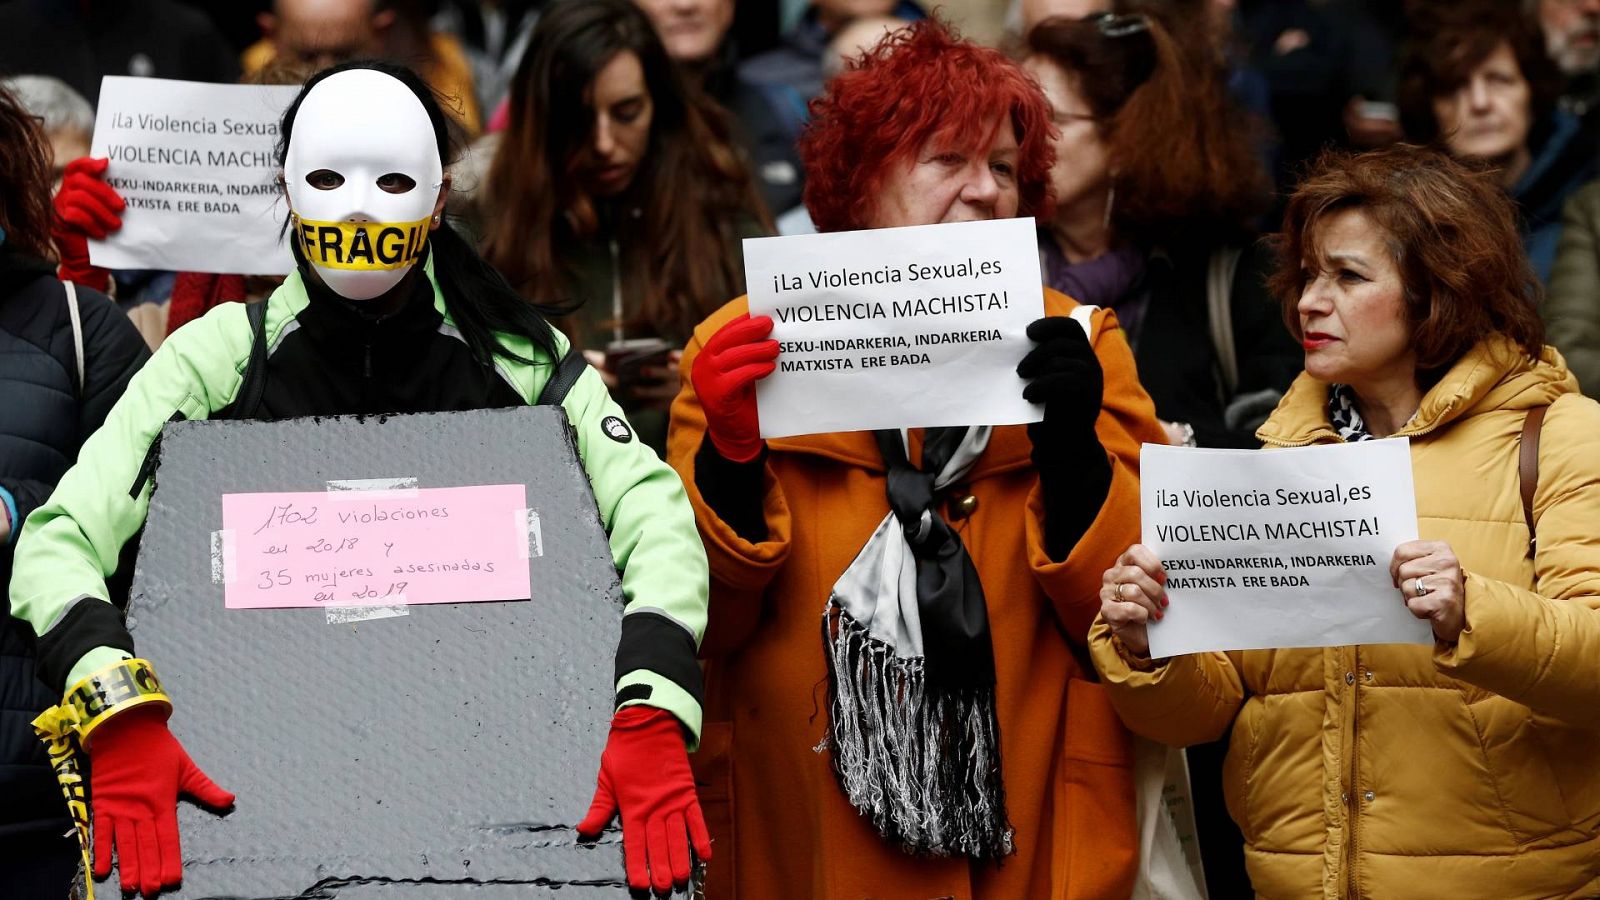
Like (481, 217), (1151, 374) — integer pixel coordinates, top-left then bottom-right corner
(9, 258), (708, 741)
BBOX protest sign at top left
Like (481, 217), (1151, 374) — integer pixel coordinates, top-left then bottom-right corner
(88, 76), (301, 275)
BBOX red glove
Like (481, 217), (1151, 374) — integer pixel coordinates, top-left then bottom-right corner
(87, 705), (235, 897)
(576, 706), (711, 894)
(52, 156), (124, 293)
(690, 312), (778, 463)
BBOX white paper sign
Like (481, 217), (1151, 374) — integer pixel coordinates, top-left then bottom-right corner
(1141, 440), (1430, 658)
(89, 76), (300, 275)
(743, 218), (1046, 438)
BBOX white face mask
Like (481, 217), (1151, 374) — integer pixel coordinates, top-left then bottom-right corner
(285, 69), (444, 301)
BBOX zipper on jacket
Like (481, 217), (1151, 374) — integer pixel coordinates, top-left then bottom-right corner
(360, 341), (375, 412)
(1346, 646), (1361, 900)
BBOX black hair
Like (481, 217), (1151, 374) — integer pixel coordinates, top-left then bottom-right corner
(276, 60), (561, 368)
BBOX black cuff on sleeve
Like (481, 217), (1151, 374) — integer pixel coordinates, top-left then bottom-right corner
(613, 611), (704, 711)
(1034, 431), (1112, 562)
(35, 598), (135, 694)
(694, 437), (769, 543)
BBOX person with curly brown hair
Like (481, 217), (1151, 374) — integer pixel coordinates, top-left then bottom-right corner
(1094, 143), (1600, 898)
(1399, 1), (1596, 284)
(1023, 11), (1295, 451)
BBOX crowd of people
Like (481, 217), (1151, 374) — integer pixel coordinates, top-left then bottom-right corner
(3, 0), (1600, 898)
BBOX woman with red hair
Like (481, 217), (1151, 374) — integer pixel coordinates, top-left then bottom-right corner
(667, 19), (1163, 899)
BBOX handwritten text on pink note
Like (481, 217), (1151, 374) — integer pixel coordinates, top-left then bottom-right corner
(221, 484), (532, 609)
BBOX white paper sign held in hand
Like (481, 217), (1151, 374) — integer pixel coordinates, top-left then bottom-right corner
(743, 218), (1046, 438)
(89, 76), (300, 275)
(1141, 440), (1431, 658)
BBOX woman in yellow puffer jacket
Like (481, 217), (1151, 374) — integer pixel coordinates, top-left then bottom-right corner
(1090, 143), (1600, 899)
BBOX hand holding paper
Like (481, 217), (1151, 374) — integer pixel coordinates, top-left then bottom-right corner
(52, 157), (124, 292)
(1021, 315), (1111, 559)
(691, 312), (778, 463)
(87, 77), (300, 275)
(1390, 540), (1466, 643)
(1099, 543), (1170, 658)
(1018, 315), (1104, 431)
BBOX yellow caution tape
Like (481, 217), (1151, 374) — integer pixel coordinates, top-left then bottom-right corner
(295, 216), (432, 270)
(32, 658), (173, 899)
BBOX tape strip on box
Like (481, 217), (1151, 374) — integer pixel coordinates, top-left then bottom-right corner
(325, 602), (410, 625)
(325, 476), (420, 501)
(515, 508), (543, 560)
(209, 529), (236, 585)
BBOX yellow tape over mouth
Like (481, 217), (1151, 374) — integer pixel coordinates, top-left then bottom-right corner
(296, 216), (432, 271)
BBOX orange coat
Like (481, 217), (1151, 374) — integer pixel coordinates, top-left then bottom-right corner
(668, 290), (1166, 899)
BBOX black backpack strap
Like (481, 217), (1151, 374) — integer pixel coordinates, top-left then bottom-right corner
(220, 300), (271, 421)
(535, 347), (587, 406)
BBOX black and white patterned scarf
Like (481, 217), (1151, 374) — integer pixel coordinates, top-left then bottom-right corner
(1328, 383), (1375, 442)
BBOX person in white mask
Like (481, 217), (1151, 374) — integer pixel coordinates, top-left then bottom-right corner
(8, 62), (712, 897)
(285, 67), (446, 303)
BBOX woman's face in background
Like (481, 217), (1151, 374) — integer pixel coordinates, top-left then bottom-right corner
(573, 50), (654, 198)
(1432, 42), (1532, 165)
(633, 0), (734, 66)
(1022, 55), (1109, 217)
(868, 115), (1021, 228)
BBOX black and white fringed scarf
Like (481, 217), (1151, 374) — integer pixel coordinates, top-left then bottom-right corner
(819, 424), (1014, 859)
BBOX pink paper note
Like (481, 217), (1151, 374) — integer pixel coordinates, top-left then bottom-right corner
(220, 483), (532, 610)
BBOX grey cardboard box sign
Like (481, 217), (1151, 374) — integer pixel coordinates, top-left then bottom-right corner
(124, 406), (630, 898)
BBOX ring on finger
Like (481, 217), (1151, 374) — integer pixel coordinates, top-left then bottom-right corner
(1116, 582), (1131, 601)
(1414, 576), (1431, 598)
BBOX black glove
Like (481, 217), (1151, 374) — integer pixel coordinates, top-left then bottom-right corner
(1017, 316), (1112, 561)
(696, 437), (769, 543)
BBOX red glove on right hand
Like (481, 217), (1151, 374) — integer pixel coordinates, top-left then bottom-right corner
(576, 706), (712, 894)
(52, 157), (124, 293)
(690, 312), (778, 463)
(88, 705), (235, 897)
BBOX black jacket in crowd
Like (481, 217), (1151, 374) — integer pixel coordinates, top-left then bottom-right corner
(0, 250), (148, 838)
(1127, 238), (1304, 448)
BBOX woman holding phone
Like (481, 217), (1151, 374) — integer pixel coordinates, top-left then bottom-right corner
(481, 0), (771, 453)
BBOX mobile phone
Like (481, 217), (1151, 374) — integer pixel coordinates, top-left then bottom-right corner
(604, 338), (673, 383)
(1357, 101), (1399, 122)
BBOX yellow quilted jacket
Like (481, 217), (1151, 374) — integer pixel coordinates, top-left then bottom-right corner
(1089, 336), (1600, 899)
